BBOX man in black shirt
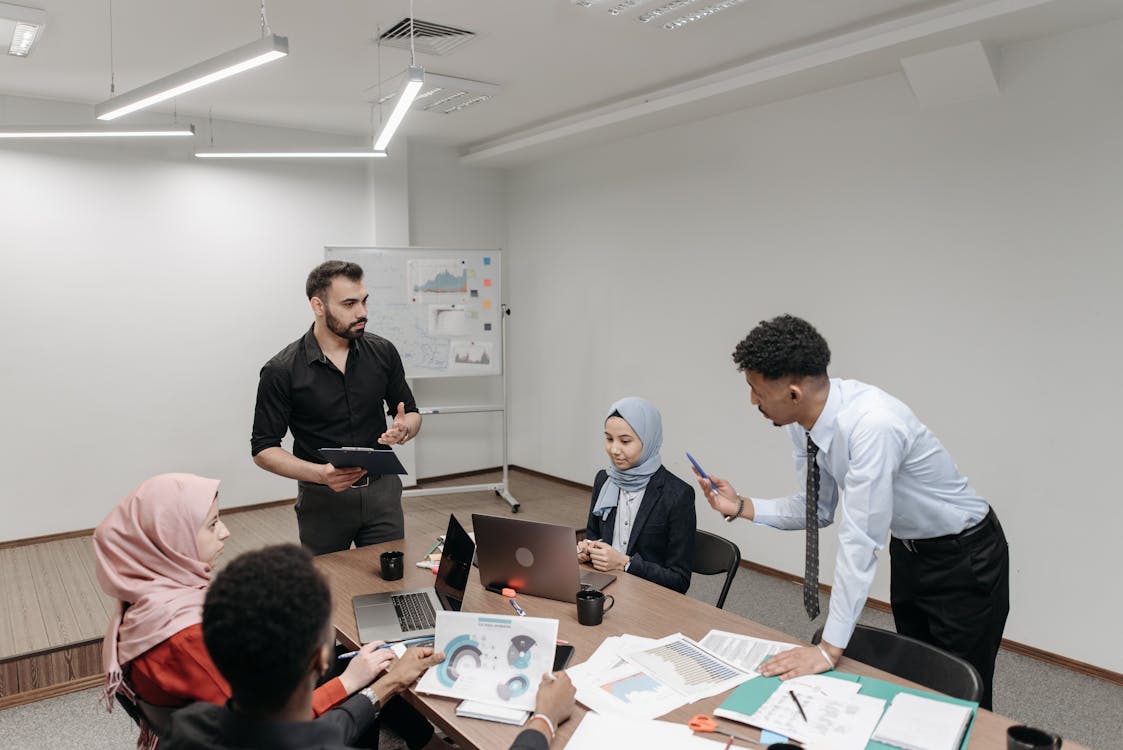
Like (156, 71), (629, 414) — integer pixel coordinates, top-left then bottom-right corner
(252, 261), (423, 554)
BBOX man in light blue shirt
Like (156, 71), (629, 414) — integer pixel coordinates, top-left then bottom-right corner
(698, 315), (1009, 709)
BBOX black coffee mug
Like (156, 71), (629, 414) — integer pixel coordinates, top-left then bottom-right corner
(1007, 726), (1062, 750)
(576, 589), (614, 626)
(380, 550), (404, 581)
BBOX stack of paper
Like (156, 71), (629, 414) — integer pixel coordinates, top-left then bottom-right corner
(698, 630), (798, 674)
(564, 712), (724, 750)
(455, 700), (529, 726)
(871, 693), (974, 750)
(716, 674), (885, 750)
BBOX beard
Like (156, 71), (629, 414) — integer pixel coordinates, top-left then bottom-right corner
(326, 308), (366, 340)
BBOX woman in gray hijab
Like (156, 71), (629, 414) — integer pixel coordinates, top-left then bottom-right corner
(577, 397), (696, 593)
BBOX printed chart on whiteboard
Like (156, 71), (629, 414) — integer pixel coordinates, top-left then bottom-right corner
(324, 247), (502, 379)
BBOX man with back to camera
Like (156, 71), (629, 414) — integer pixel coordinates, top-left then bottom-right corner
(165, 543), (576, 750)
(696, 315), (1009, 709)
(252, 261), (422, 555)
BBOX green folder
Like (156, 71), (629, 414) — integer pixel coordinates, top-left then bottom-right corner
(715, 671), (978, 750)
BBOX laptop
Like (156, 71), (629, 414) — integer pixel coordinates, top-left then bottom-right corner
(353, 513), (474, 644)
(472, 514), (616, 604)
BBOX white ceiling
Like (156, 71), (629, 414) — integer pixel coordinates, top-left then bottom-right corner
(1, 0), (1120, 165)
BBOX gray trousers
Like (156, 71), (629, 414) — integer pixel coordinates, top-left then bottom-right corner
(295, 474), (405, 555)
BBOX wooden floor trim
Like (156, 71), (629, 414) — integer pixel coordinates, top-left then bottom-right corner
(738, 559), (1123, 687)
(0, 673), (104, 710)
(508, 465), (593, 493)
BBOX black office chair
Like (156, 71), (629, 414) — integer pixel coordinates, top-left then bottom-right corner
(692, 529), (741, 609)
(812, 624), (983, 703)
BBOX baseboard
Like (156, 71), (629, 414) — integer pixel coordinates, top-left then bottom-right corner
(0, 673), (104, 710)
(737, 559), (1123, 687)
(508, 464), (593, 492)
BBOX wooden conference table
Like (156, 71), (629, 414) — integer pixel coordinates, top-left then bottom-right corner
(316, 534), (1076, 750)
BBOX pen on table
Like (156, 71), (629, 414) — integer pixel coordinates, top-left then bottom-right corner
(789, 691), (808, 722)
(338, 636), (432, 660)
(723, 737), (734, 750)
(425, 540), (442, 556)
(509, 598), (526, 617)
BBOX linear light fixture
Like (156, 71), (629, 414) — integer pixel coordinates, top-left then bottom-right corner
(373, 64), (424, 152)
(1, 2), (45, 56)
(0, 124), (195, 139)
(195, 148), (387, 159)
(95, 34), (288, 121)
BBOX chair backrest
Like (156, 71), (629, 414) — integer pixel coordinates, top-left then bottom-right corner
(691, 529), (741, 609)
(836, 624), (983, 703)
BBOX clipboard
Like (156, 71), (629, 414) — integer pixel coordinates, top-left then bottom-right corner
(318, 447), (408, 475)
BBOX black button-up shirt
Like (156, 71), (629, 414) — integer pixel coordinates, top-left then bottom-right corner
(251, 326), (418, 464)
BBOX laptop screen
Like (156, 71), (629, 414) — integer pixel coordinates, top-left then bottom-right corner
(434, 514), (474, 612)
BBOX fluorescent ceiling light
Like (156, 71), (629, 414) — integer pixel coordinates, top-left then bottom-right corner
(1, 2), (45, 57)
(195, 149), (387, 159)
(0, 124), (194, 139)
(373, 65), (424, 152)
(95, 34), (288, 121)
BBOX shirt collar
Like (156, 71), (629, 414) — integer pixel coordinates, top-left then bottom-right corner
(302, 325), (326, 365)
(302, 324), (359, 365)
(808, 378), (842, 453)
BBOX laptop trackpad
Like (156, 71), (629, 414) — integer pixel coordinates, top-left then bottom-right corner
(580, 570), (616, 591)
(356, 603), (401, 632)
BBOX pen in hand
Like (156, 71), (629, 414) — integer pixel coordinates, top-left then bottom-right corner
(789, 690), (808, 722)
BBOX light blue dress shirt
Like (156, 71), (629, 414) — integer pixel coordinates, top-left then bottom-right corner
(752, 378), (990, 648)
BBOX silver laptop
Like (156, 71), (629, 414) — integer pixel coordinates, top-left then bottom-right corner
(353, 514), (474, 644)
(472, 514), (615, 604)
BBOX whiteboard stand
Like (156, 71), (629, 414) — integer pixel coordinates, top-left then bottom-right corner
(401, 304), (520, 512)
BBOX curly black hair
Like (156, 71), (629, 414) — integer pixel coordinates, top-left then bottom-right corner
(732, 315), (830, 379)
(203, 544), (332, 713)
(306, 260), (363, 300)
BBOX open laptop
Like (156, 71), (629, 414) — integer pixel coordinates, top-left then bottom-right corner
(472, 514), (616, 604)
(353, 513), (474, 644)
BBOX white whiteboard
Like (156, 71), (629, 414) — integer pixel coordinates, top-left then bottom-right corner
(325, 246), (502, 379)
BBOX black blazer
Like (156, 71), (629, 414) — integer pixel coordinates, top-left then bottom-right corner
(585, 466), (696, 594)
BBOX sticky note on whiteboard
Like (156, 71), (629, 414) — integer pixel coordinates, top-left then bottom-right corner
(483, 278), (492, 287)
(483, 300), (492, 309)
(483, 257), (492, 265)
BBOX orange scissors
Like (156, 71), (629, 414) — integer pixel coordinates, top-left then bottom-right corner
(687, 714), (765, 746)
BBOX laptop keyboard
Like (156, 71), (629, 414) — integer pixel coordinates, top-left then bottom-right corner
(391, 592), (437, 632)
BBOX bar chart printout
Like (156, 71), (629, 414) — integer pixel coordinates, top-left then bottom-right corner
(621, 633), (753, 700)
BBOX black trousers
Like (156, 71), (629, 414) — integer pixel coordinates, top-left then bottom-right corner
(295, 474), (406, 555)
(889, 509), (1010, 710)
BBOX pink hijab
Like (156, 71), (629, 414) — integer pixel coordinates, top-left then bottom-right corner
(93, 473), (221, 705)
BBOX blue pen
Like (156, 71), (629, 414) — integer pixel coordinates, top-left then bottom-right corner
(686, 452), (719, 493)
(509, 598), (526, 617)
(337, 636), (433, 660)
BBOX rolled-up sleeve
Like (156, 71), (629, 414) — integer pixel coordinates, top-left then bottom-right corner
(821, 410), (906, 648)
(251, 362), (292, 456)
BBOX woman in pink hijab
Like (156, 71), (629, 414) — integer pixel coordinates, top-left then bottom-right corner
(93, 474), (400, 748)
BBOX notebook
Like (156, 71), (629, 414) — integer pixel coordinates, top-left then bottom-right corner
(871, 692), (973, 750)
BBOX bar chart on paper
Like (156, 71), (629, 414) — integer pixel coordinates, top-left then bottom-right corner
(622, 633), (752, 700)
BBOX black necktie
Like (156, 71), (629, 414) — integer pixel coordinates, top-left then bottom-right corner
(804, 433), (821, 620)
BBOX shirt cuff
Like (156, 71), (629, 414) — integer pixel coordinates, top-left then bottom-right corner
(820, 612), (857, 650)
(751, 497), (807, 529)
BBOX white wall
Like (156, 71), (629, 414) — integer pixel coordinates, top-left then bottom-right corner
(406, 142), (509, 479)
(505, 20), (1123, 671)
(0, 101), (379, 539)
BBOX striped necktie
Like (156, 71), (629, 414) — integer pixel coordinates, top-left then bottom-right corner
(804, 433), (821, 620)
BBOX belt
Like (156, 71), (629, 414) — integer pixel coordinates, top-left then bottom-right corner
(896, 508), (998, 554)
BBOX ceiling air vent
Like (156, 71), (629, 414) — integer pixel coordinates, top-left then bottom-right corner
(377, 19), (476, 57)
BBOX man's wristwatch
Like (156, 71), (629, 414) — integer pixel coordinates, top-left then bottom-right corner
(724, 496), (745, 522)
(360, 686), (382, 714)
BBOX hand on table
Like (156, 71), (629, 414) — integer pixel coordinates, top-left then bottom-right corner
(378, 402), (411, 445)
(576, 540), (592, 564)
(759, 643), (840, 680)
(321, 463), (367, 493)
(338, 641), (396, 694)
(586, 541), (629, 572)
